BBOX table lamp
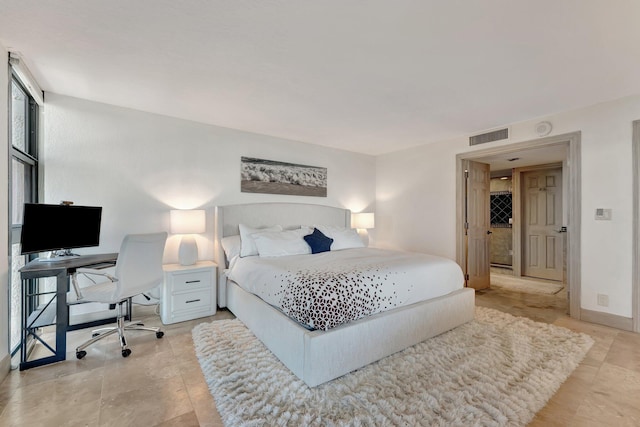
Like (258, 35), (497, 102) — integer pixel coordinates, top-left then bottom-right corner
(170, 209), (206, 265)
(352, 212), (375, 231)
(352, 212), (375, 246)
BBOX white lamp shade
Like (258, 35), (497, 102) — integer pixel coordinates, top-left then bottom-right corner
(170, 210), (206, 234)
(352, 212), (375, 229)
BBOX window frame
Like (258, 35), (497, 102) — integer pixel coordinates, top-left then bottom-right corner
(9, 71), (39, 356)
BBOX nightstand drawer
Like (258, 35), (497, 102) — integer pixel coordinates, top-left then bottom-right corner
(172, 271), (211, 293)
(161, 261), (217, 324)
(172, 290), (212, 311)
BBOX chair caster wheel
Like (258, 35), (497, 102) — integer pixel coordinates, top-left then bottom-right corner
(122, 349), (132, 358)
(76, 351), (86, 359)
(156, 331), (164, 339)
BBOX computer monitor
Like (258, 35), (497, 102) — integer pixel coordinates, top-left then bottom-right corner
(20, 203), (102, 257)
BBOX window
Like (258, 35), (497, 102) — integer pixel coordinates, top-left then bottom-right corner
(9, 75), (39, 355)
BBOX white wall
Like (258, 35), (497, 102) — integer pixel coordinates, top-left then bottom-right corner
(43, 93), (376, 264)
(377, 95), (640, 319)
(38, 91), (640, 321)
(0, 44), (10, 373)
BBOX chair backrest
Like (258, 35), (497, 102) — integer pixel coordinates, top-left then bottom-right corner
(114, 232), (168, 299)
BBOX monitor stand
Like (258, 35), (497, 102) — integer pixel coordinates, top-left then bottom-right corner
(37, 249), (81, 262)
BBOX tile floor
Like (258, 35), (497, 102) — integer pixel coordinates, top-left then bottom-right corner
(0, 277), (638, 426)
(0, 306), (234, 426)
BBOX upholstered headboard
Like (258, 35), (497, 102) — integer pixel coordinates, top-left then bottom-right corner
(214, 202), (351, 306)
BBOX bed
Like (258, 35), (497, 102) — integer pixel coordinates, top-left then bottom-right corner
(214, 202), (475, 387)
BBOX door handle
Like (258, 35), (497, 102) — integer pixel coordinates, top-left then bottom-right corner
(556, 226), (567, 233)
(487, 230), (493, 235)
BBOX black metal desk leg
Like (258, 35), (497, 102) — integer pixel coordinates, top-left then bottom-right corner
(20, 278), (28, 369)
(55, 270), (68, 362)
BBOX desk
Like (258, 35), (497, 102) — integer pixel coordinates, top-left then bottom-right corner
(19, 253), (118, 370)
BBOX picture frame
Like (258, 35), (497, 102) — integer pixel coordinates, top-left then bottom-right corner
(240, 157), (327, 197)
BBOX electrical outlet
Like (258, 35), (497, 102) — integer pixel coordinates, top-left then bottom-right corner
(597, 294), (609, 307)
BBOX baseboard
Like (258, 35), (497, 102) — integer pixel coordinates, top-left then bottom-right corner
(0, 353), (11, 383)
(580, 308), (633, 331)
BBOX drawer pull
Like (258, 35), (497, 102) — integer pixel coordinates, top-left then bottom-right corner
(186, 299), (201, 304)
(186, 280), (201, 284)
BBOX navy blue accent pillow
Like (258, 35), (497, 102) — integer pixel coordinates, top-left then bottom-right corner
(304, 228), (334, 254)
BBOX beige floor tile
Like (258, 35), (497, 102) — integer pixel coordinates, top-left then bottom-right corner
(0, 398), (101, 427)
(0, 367), (104, 423)
(572, 362), (640, 426)
(604, 331), (640, 373)
(569, 415), (622, 427)
(101, 351), (181, 398)
(529, 401), (578, 427)
(156, 410), (202, 427)
(99, 374), (192, 427)
(168, 333), (199, 362)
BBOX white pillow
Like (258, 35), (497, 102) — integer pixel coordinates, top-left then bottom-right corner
(253, 228), (312, 257)
(220, 235), (241, 261)
(315, 224), (365, 250)
(239, 224), (283, 257)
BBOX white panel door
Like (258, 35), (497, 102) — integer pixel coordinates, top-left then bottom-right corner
(466, 160), (491, 290)
(522, 167), (564, 281)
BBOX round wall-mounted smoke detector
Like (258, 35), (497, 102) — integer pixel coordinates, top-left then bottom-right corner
(535, 121), (552, 137)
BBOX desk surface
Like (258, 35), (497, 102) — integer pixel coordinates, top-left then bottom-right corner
(20, 253), (118, 276)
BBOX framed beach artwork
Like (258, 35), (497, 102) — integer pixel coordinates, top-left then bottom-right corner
(240, 157), (327, 197)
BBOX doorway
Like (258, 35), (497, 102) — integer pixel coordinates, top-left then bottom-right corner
(456, 132), (581, 319)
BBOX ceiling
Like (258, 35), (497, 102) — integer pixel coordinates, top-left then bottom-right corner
(1, 1), (639, 156)
(482, 144), (568, 176)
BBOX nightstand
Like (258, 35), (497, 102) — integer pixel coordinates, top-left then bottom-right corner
(161, 261), (217, 324)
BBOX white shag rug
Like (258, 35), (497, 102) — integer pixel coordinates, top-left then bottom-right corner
(192, 307), (592, 426)
(491, 274), (564, 295)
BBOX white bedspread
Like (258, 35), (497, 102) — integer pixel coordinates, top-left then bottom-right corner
(227, 248), (464, 330)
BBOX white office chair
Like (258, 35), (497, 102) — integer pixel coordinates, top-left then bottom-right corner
(69, 232), (168, 359)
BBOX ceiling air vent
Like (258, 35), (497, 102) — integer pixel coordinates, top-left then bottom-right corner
(469, 128), (509, 146)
